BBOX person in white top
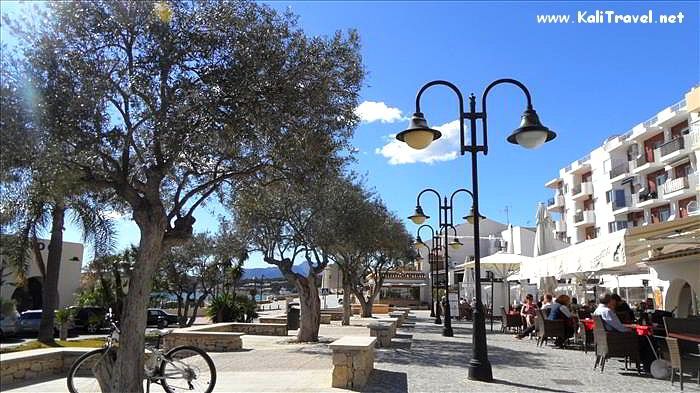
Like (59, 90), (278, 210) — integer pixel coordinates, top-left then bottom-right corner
(593, 293), (630, 333)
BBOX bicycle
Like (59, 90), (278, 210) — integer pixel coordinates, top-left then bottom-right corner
(67, 309), (216, 393)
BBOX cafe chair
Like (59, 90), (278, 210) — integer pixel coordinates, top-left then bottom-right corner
(666, 337), (700, 391)
(592, 315), (640, 373)
(500, 306), (522, 334)
(535, 309), (565, 347)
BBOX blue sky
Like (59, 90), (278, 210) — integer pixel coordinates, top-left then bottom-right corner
(2, 1), (698, 268)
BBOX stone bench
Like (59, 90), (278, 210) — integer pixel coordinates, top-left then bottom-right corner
(351, 303), (389, 315)
(320, 314), (332, 324)
(375, 318), (398, 337)
(329, 336), (376, 389)
(388, 311), (406, 326)
(182, 321), (286, 336)
(367, 322), (393, 347)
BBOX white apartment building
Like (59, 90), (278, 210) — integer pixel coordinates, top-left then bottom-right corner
(545, 87), (700, 245)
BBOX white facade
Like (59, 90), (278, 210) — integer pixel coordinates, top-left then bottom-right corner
(545, 87), (700, 245)
(0, 239), (84, 310)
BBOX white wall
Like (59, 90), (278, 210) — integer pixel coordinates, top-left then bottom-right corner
(1, 239), (84, 308)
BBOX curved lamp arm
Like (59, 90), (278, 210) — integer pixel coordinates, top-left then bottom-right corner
(415, 80), (467, 153)
(449, 188), (475, 220)
(480, 78), (533, 155)
(416, 187), (442, 211)
(416, 224), (436, 240)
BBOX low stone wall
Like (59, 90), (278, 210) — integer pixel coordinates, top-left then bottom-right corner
(320, 314), (332, 324)
(259, 316), (287, 324)
(0, 347), (108, 386)
(320, 309), (344, 321)
(351, 303), (390, 315)
(163, 330), (243, 352)
(186, 322), (286, 336)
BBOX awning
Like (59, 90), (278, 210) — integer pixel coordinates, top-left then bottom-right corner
(462, 252), (530, 281)
(521, 230), (627, 281)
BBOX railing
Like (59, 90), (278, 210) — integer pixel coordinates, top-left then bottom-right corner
(609, 221), (629, 232)
(547, 197), (555, 206)
(659, 137), (684, 156)
(670, 99), (686, 112)
(612, 193), (639, 211)
(571, 184), (581, 195)
(662, 176), (689, 194)
(609, 162), (629, 179)
(686, 129), (700, 149)
(574, 210), (594, 224)
(384, 271), (427, 281)
(643, 115), (658, 128)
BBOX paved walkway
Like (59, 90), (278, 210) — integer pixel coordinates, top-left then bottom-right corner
(2, 310), (698, 392)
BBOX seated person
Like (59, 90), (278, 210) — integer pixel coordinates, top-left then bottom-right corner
(594, 293), (654, 372)
(593, 293), (629, 332)
(514, 294), (538, 340)
(548, 294), (575, 347)
(612, 294), (635, 323)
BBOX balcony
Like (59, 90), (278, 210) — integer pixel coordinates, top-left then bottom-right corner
(555, 220), (567, 233)
(547, 195), (565, 211)
(658, 138), (686, 162)
(612, 193), (641, 216)
(609, 221), (629, 233)
(660, 175), (696, 200)
(609, 162), (629, 181)
(571, 182), (593, 201)
(630, 152), (663, 174)
(573, 210), (595, 227)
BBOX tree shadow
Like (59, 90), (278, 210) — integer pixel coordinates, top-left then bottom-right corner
(490, 379), (574, 393)
(362, 368), (408, 393)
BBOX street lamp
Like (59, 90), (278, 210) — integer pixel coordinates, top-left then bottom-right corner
(410, 188), (474, 337)
(397, 78), (555, 382)
(416, 225), (442, 323)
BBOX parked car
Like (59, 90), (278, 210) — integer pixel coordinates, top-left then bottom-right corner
(147, 308), (179, 328)
(71, 306), (108, 333)
(18, 309), (46, 335)
(18, 309), (75, 337)
(0, 308), (20, 339)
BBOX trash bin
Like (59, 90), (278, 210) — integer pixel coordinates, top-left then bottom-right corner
(287, 302), (300, 330)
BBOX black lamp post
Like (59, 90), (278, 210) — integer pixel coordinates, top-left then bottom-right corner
(397, 78), (555, 382)
(409, 188), (474, 337)
(415, 226), (442, 324)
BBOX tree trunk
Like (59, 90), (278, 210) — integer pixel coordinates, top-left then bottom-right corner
(187, 292), (207, 327)
(342, 279), (351, 326)
(107, 218), (165, 393)
(38, 203), (65, 344)
(296, 276), (320, 342)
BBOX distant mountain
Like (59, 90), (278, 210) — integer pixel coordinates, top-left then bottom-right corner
(242, 267), (283, 280)
(241, 261), (318, 280)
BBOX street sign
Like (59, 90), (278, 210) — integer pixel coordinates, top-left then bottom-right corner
(321, 288), (330, 296)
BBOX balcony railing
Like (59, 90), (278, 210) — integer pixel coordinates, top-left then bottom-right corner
(572, 184), (581, 195)
(662, 176), (689, 194)
(612, 193), (638, 211)
(659, 137), (684, 157)
(609, 162), (629, 179)
(547, 197), (555, 206)
(384, 271), (427, 281)
(574, 210), (595, 224)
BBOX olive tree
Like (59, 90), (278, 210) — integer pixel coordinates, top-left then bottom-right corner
(2, 1), (362, 390)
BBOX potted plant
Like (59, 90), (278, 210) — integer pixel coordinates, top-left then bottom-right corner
(55, 307), (74, 341)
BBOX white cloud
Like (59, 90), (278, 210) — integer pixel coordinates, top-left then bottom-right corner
(355, 101), (407, 124)
(375, 119), (462, 165)
(103, 210), (126, 220)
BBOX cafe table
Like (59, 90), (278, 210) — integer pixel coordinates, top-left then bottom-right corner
(625, 324), (657, 359)
(668, 332), (700, 343)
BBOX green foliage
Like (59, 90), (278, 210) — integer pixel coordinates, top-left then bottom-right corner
(54, 307), (75, 327)
(206, 293), (258, 323)
(0, 297), (17, 317)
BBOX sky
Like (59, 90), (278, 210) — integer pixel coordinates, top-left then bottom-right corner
(2, 1), (698, 268)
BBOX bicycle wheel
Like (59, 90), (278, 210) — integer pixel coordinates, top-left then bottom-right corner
(159, 345), (216, 393)
(66, 348), (113, 393)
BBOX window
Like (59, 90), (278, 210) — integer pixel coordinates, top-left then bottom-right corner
(679, 196), (697, 218)
(651, 204), (671, 223)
